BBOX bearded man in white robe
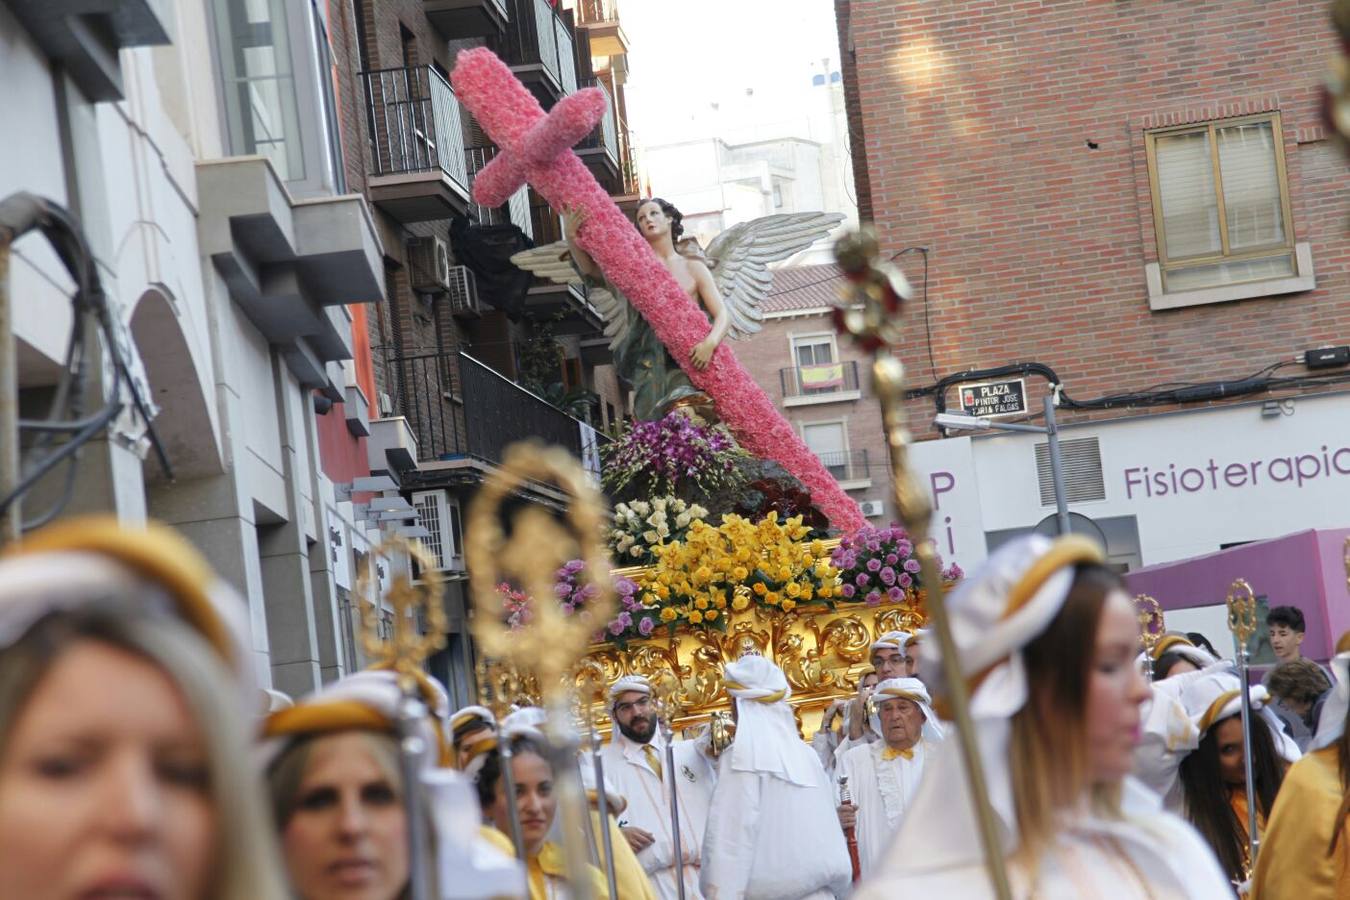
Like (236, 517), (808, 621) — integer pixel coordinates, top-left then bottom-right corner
(599, 675), (716, 899)
(700, 655), (851, 899)
(835, 677), (944, 877)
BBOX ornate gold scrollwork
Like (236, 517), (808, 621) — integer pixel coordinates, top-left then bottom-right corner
(820, 615), (871, 665)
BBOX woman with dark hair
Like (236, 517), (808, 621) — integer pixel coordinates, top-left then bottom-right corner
(563, 198), (730, 420)
(1250, 636), (1350, 898)
(476, 730), (609, 899)
(1176, 671), (1293, 887)
(1144, 632), (1218, 680)
(853, 535), (1232, 897)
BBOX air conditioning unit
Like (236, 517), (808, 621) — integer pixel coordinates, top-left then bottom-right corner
(408, 236), (452, 293)
(445, 265), (482, 318)
(859, 500), (885, 518)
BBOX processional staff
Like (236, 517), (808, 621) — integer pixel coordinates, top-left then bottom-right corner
(1135, 594), (1164, 681)
(357, 536), (448, 900)
(651, 671), (689, 900)
(466, 442), (618, 900)
(832, 230), (1013, 900)
(1226, 578), (1261, 879)
(578, 671), (620, 898)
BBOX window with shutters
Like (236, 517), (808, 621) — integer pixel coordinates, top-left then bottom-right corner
(1144, 114), (1307, 304)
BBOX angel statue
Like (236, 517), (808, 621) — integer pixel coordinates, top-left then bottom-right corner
(511, 198), (843, 421)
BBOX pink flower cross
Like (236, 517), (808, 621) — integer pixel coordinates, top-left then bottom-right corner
(451, 48), (865, 532)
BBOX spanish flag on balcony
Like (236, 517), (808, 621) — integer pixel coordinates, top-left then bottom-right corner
(799, 362), (845, 391)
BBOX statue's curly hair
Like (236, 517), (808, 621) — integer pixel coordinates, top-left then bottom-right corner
(637, 197), (684, 241)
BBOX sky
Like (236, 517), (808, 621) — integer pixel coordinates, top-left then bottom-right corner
(620, 0), (843, 150)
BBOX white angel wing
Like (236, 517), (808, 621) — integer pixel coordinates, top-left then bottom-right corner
(703, 212), (845, 340)
(510, 240), (630, 349)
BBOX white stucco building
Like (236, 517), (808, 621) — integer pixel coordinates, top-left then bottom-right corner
(1, 0), (396, 697)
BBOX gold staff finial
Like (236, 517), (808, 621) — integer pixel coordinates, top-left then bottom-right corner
(832, 229), (1012, 900)
(1134, 594), (1164, 681)
(357, 535), (447, 691)
(1227, 579), (1258, 649)
(465, 441), (616, 900)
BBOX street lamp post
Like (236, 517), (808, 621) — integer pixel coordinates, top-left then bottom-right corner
(935, 394), (1071, 536)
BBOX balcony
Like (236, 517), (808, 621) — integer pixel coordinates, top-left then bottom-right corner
(575, 78), (621, 190)
(466, 146), (534, 239)
(374, 348), (594, 463)
(362, 66), (471, 223)
(816, 449), (872, 489)
(574, 0), (628, 58)
(494, 0), (579, 109)
(423, 0), (508, 39)
(523, 193), (601, 328)
(779, 361), (862, 406)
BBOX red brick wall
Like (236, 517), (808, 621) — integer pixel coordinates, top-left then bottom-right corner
(737, 313), (895, 520)
(839, 0), (1350, 436)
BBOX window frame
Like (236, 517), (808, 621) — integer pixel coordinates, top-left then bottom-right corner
(207, 0), (345, 198)
(799, 417), (850, 477)
(789, 331), (837, 368)
(1144, 112), (1297, 292)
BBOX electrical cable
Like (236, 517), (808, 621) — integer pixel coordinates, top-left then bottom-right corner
(0, 193), (172, 530)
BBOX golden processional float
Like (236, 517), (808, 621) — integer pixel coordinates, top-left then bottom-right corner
(461, 230), (1016, 899)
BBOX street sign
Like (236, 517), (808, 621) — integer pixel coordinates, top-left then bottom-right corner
(958, 378), (1027, 418)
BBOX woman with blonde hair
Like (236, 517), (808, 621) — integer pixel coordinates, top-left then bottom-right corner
(854, 534), (1233, 898)
(0, 516), (289, 900)
(262, 668), (524, 900)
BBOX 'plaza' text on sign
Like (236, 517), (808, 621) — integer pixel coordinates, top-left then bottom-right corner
(958, 378), (1027, 418)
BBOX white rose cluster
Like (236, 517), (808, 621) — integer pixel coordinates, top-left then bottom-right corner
(609, 496), (708, 562)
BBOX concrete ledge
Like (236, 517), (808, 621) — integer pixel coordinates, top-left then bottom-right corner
(368, 417), (419, 473)
(4, 0), (171, 101)
(784, 390), (862, 407)
(1146, 242), (1315, 311)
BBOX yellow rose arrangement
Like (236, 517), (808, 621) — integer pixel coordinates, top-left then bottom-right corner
(633, 512), (841, 633)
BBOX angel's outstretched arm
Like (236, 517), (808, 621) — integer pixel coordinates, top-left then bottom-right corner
(562, 207), (601, 279)
(690, 259), (730, 370)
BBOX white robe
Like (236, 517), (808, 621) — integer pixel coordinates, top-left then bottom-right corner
(699, 748), (852, 899)
(852, 777), (1233, 899)
(835, 738), (931, 878)
(599, 729), (716, 900)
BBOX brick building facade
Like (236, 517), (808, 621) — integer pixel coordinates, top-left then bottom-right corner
(836, 1), (1350, 572)
(740, 265), (895, 522)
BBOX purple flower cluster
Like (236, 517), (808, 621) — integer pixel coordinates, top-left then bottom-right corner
(601, 413), (746, 498)
(552, 559), (656, 640)
(829, 524), (962, 607)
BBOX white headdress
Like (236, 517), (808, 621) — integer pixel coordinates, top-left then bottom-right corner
(501, 705), (548, 733)
(899, 534), (1107, 871)
(262, 669), (526, 898)
(870, 676), (945, 743)
(1136, 632), (1218, 677)
(608, 674), (653, 711)
(723, 654), (821, 787)
(450, 704), (497, 735)
(871, 630), (910, 655)
(0, 516), (256, 706)
(1181, 669), (1302, 764)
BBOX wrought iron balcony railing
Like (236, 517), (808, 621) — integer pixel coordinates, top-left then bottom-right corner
(496, 0), (577, 100)
(361, 65), (470, 221)
(373, 348), (593, 463)
(364, 66), (468, 183)
(779, 360), (861, 398)
(465, 145), (533, 238)
(815, 448), (871, 483)
(576, 78), (619, 166)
